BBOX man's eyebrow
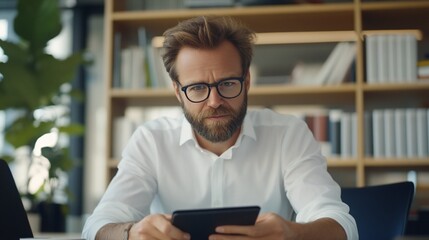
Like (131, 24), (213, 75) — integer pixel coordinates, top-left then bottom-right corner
(184, 74), (242, 85)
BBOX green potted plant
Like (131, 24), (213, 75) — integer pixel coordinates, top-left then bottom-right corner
(0, 0), (88, 232)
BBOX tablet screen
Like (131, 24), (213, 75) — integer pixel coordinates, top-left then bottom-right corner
(172, 206), (260, 239)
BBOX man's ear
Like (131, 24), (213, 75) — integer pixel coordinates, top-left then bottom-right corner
(173, 81), (182, 103)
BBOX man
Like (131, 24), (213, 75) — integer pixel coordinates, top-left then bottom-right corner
(82, 16), (358, 240)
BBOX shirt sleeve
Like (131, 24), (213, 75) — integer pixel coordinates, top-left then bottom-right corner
(281, 118), (358, 240)
(82, 126), (158, 240)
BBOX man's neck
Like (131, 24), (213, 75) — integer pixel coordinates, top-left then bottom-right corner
(195, 128), (241, 156)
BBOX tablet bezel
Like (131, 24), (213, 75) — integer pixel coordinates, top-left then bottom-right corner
(171, 205), (260, 239)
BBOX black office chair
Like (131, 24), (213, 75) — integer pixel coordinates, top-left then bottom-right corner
(341, 181), (414, 240)
(0, 159), (34, 240)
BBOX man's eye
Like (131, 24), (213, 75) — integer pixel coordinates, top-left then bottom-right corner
(188, 84), (207, 91)
(220, 81), (236, 87)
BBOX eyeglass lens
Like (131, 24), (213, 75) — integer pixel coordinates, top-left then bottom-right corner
(185, 79), (242, 102)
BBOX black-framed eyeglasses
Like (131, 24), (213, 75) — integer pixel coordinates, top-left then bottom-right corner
(176, 76), (245, 103)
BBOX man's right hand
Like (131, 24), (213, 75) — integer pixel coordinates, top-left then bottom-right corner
(129, 214), (191, 240)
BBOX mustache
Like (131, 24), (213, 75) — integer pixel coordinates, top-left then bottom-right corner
(200, 106), (234, 118)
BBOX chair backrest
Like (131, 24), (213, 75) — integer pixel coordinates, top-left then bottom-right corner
(0, 159), (34, 240)
(341, 181), (414, 240)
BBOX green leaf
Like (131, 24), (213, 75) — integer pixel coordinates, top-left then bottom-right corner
(58, 124), (85, 136)
(37, 53), (86, 98)
(0, 155), (15, 163)
(5, 118), (55, 148)
(69, 89), (85, 102)
(41, 146), (74, 175)
(0, 39), (28, 64)
(14, 0), (61, 51)
(0, 62), (40, 110)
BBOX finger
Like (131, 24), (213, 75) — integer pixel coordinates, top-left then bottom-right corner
(215, 215), (275, 238)
(154, 215), (190, 240)
(131, 220), (166, 240)
(164, 214), (173, 221)
(209, 233), (250, 240)
(139, 215), (189, 240)
(215, 225), (259, 237)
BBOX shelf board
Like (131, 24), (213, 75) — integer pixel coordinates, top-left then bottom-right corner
(110, 88), (175, 97)
(257, 31), (357, 44)
(362, 81), (429, 91)
(361, 1), (429, 11)
(152, 31), (358, 47)
(328, 159), (358, 167)
(364, 159), (429, 167)
(362, 29), (422, 40)
(110, 88), (177, 106)
(250, 83), (356, 94)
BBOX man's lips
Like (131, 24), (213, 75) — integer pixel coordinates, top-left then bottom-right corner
(205, 114), (229, 120)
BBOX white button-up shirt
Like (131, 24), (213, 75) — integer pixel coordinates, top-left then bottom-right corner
(82, 108), (358, 240)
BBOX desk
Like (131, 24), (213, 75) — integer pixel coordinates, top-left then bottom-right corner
(21, 232), (84, 240)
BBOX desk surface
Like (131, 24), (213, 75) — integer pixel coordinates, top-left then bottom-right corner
(21, 232), (84, 240)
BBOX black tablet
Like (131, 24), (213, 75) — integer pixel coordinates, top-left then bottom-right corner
(172, 206), (260, 239)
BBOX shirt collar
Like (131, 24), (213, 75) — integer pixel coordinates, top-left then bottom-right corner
(179, 112), (257, 146)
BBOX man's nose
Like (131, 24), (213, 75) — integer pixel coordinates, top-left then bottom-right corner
(206, 87), (223, 108)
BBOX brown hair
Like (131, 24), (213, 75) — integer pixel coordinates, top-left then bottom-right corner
(162, 16), (256, 82)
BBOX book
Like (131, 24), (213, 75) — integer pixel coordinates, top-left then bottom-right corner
(340, 112), (352, 158)
(404, 34), (418, 82)
(416, 108), (428, 158)
(137, 27), (152, 88)
(395, 34), (407, 82)
(120, 47), (133, 88)
(125, 0), (145, 10)
(386, 35), (398, 82)
(372, 110), (385, 158)
(130, 46), (147, 89)
(418, 65), (429, 79)
(405, 108), (418, 158)
(376, 35), (389, 83)
(329, 109), (342, 157)
(312, 112), (331, 156)
(383, 109), (395, 158)
(427, 109), (429, 157)
(365, 35), (378, 84)
(313, 42), (348, 85)
(394, 109), (407, 158)
(151, 38), (173, 89)
(351, 112), (357, 157)
(115, 37), (151, 89)
(366, 34), (418, 84)
(290, 62), (323, 85)
(112, 32), (122, 88)
(326, 42), (356, 85)
(364, 111), (373, 157)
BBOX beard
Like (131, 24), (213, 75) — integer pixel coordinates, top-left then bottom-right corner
(182, 94), (248, 143)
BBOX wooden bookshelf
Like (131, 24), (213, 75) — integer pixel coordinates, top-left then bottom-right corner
(104, 0), (429, 204)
